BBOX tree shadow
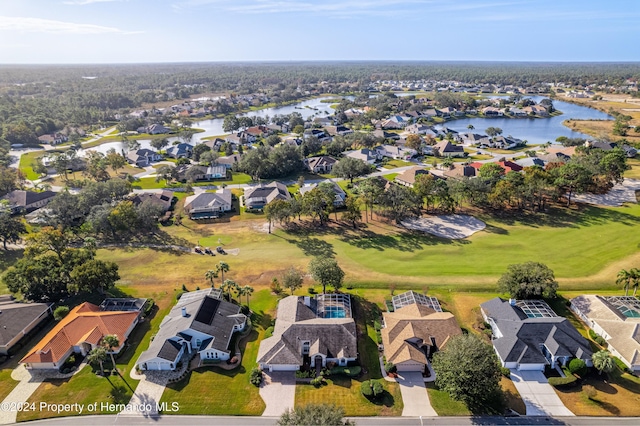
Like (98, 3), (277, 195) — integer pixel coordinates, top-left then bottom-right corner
(287, 237), (336, 258)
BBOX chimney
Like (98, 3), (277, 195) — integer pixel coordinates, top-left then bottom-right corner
(181, 307), (187, 317)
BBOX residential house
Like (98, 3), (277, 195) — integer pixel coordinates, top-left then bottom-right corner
(482, 107), (504, 117)
(344, 149), (379, 164)
(515, 157), (546, 168)
(130, 190), (174, 213)
(217, 154), (243, 169)
(458, 133), (485, 145)
(299, 180), (347, 207)
(257, 294), (357, 372)
(433, 140), (465, 158)
(22, 299), (145, 370)
(181, 165), (228, 181)
(587, 141), (638, 158)
(571, 295), (640, 372)
(37, 133), (68, 145)
(497, 161), (524, 173)
(244, 181), (291, 211)
(395, 166), (431, 187)
(0, 296), (52, 356)
(226, 131), (256, 145)
(313, 117), (334, 127)
(480, 297), (593, 371)
(305, 156), (337, 174)
(2, 190), (57, 214)
(405, 124), (432, 136)
(146, 124), (170, 134)
(325, 125), (354, 137)
(304, 129), (331, 142)
(165, 143), (193, 159)
(137, 289), (246, 371)
(523, 105), (549, 116)
(373, 129), (401, 140)
(382, 291), (462, 373)
(183, 189), (233, 219)
(376, 144), (417, 160)
(442, 164), (476, 179)
(203, 138), (226, 152)
(126, 148), (162, 167)
(246, 125), (273, 138)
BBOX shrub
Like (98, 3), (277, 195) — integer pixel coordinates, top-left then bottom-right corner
(307, 286), (317, 295)
(175, 291), (185, 301)
(53, 306), (69, 321)
(343, 366), (361, 377)
(384, 362), (397, 374)
(568, 358), (588, 377)
(250, 368), (263, 386)
(310, 376), (324, 387)
(500, 367), (511, 378)
(360, 379), (384, 398)
(583, 384), (597, 400)
(181, 284), (188, 291)
(613, 356), (631, 373)
(374, 321), (381, 331)
(548, 375), (578, 387)
(143, 299), (155, 317)
(589, 329), (608, 347)
(264, 326), (274, 338)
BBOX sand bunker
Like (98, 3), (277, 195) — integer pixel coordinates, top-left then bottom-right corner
(401, 215), (486, 239)
(573, 179), (640, 207)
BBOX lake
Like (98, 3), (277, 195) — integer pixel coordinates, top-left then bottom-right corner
(80, 94), (612, 156)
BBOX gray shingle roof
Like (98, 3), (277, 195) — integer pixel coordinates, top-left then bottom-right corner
(0, 299), (51, 348)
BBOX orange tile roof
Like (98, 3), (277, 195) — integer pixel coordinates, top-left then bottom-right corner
(21, 302), (138, 365)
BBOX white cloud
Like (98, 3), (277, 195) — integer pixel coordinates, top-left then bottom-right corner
(0, 16), (141, 34)
(63, 0), (126, 5)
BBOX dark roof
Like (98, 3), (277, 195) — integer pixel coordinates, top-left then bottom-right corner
(3, 190), (57, 207)
(157, 339), (182, 361)
(0, 299), (51, 347)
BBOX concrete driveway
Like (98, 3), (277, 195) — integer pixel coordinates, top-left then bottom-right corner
(259, 371), (296, 416)
(509, 370), (574, 416)
(397, 372), (437, 417)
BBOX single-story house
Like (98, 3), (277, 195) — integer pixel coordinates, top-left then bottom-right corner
(481, 297), (592, 371)
(126, 149), (162, 167)
(394, 166), (431, 187)
(299, 180), (347, 207)
(165, 143), (193, 159)
(515, 157), (546, 168)
(325, 125), (353, 137)
(2, 190), (57, 214)
(244, 181), (291, 211)
(571, 295), (640, 372)
(37, 133), (68, 145)
(136, 289), (246, 371)
(442, 164), (476, 179)
(344, 149), (379, 164)
(305, 156), (337, 174)
(218, 154), (243, 169)
(257, 294), (357, 372)
(376, 144), (417, 161)
(0, 296), (52, 356)
(130, 190), (174, 213)
(433, 141), (465, 158)
(382, 291), (462, 373)
(22, 300), (144, 370)
(146, 124), (170, 134)
(183, 189), (233, 219)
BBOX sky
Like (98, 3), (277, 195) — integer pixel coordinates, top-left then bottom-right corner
(0, 0), (638, 64)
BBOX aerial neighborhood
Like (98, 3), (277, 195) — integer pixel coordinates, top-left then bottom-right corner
(1, 61), (640, 424)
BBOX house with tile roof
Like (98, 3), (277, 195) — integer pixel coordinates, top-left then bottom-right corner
(382, 292), (462, 373)
(21, 301), (143, 370)
(136, 289), (246, 371)
(481, 297), (592, 371)
(571, 295), (640, 372)
(0, 296), (52, 356)
(257, 295), (357, 372)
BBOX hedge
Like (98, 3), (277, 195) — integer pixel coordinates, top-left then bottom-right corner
(613, 356), (631, 373)
(548, 375), (578, 387)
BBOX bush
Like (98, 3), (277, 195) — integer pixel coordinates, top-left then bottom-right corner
(310, 376), (325, 387)
(175, 291), (185, 301)
(500, 367), (511, 378)
(613, 356), (631, 373)
(344, 366), (361, 377)
(384, 362), (397, 374)
(583, 384), (597, 400)
(568, 358), (588, 377)
(548, 375), (578, 387)
(53, 306), (69, 321)
(264, 326), (274, 338)
(374, 321), (381, 331)
(360, 379), (384, 398)
(143, 299), (155, 317)
(295, 370), (316, 379)
(589, 329), (608, 347)
(307, 286), (317, 295)
(250, 368), (263, 386)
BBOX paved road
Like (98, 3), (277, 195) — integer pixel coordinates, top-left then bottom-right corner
(259, 371), (296, 416)
(20, 414), (640, 426)
(396, 372), (437, 417)
(510, 370), (574, 417)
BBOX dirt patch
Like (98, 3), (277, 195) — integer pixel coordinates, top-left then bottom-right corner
(401, 215), (486, 239)
(251, 221), (271, 233)
(225, 248), (240, 256)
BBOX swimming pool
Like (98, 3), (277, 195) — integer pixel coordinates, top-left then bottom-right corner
(324, 306), (346, 318)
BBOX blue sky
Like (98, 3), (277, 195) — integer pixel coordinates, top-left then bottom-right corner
(0, 0), (638, 63)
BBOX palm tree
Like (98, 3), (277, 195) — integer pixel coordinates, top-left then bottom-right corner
(617, 269), (633, 296)
(242, 285), (254, 308)
(221, 279), (236, 302)
(87, 347), (107, 376)
(102, 334), (120, 371)
(205, 269), (218, 288)
(592, 350), (615, 375)
(631, 268), (640, 297)
(216, 261), (230, 283)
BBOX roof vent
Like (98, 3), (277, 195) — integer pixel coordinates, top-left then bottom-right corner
(181, 307), (187, 317)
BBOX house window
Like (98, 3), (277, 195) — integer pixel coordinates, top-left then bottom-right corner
(302, 341), (310, 355)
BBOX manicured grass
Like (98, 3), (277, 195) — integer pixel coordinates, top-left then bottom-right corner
(18, 151), (46, 180)
(624, 158), (640, 179)
(426, 382), (471, 416)
(382, 173), (399, 182)
(382, 159), (412, 169)
(501, 376), (526, 415)
(133, 177), (172, 190)
(17, 367), (136, 421)
(159, 289), (275, 415)
(0, 369), (19, 402)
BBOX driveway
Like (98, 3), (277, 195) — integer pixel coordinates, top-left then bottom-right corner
(119, 372), (167, 417)
(259, 372), (295, 416)
(396, 371), (437, 417)
(509, 370), (574, 416)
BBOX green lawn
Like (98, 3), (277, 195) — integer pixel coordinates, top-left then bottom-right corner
(18, 151), (46, 180)
(0, 249), (23, 294)
(159, 289), (275, 415)
(382, 173), (399, 182)
(426, 383), (471, 416)
(382, 159), (412, 169)
(0, 369), (19, 402)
